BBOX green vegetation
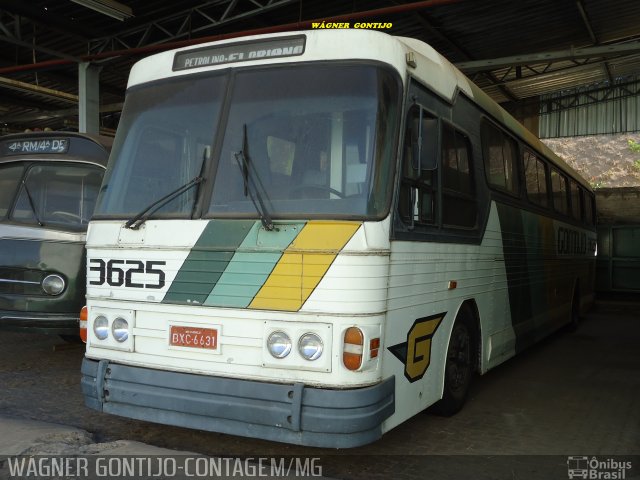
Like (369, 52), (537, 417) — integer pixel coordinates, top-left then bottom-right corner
(630, 140), (640, 171)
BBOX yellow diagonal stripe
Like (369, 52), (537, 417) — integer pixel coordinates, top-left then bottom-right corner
(249, 221), (361, 311)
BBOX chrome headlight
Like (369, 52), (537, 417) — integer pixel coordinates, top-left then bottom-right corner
(267, 331), (292, 359)
(93, 315), (109, 340)
(112, 317), (129, 343)
(41, 274), (65, 295)
(298, 332), (324, 361)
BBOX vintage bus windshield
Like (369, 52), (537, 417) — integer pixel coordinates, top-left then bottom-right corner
(1, 162), (103, 229)
(95, 74), (226, 218)
(95, 63), (399, 220)
(0, 164), (24, 218)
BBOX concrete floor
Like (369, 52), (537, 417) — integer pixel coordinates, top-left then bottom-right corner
(0, 299), (638, 479)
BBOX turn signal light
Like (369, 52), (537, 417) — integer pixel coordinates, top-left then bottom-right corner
(79, 306), (88, 343)
(370, 337), (380, 359)
(343, 327), (364, 371)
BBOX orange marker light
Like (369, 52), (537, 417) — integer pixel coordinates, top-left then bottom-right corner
(79, 306), (88, 343)
(343, 327), (364, 371)
(370, 337), (380, 359)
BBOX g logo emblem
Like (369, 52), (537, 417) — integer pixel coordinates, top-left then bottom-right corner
(389, 313), (445, 383)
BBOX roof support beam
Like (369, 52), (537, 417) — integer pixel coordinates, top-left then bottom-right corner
(0, 0), (92, 40)
(0, 102), (123, 123)
(0, 91), (51, 110)
(0, 34), (79, 62)
(88, 0), (302, 56)
(533, 77), (640, 114)
(0, 11), (82, 64)
(576, 0), (597, 44)
(0, 76), (78, 103)
(411, 10), (520, 102)
(575, 0), (613, 83)
(0, 0), (465, 76)
(456, 42), (640, 73)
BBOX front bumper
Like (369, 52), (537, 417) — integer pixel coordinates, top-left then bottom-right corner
(81, 358), (395, 448)
(0, 310), (78, 335)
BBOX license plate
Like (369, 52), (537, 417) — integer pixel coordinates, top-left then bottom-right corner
(169, 325), (218, 350)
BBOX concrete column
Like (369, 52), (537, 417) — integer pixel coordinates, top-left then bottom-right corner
(78, 62), (102, 134)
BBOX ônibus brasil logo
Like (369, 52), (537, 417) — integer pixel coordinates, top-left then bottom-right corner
(567, 456), (632, 479)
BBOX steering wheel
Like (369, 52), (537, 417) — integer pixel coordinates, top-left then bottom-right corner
(289, 184), (345, 199)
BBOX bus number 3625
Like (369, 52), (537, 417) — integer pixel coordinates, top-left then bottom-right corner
(89, 259), (166, 289)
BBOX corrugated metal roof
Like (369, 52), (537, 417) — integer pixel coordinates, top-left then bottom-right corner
(539, 75), (640, 137)
(0, 0), (639, 132)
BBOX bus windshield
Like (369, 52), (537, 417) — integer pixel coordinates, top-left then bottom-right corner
(209, 64), (399, 219)
(1, 162), (103, 229)
(0, 164), (24, 218)
(95, 63), (399, 220)
(95, 73), (226, 218)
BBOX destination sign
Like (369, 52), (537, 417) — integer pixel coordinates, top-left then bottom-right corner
(173, 35), (306, 71)
(3, 138), (69, 155)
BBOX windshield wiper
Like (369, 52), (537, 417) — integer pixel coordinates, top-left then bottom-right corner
(21, 179), (44, 226)
(234, 124), (275, 231)
(124, 176), (203, 230)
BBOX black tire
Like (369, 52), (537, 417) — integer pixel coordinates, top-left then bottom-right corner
(433, 310), (475, 416)
(567, 288), (581, 331)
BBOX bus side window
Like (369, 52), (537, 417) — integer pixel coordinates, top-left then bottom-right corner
(441, 124), (476, 228)
(583, 189), (595, 225)
(550, 168), (569, 216)
(523, 151), (549, 207)
(399, 105), (438, 227)
(482, 121), (518, 194)
(569, 179), (582, 220)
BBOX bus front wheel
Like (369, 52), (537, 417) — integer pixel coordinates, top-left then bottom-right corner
(433, 310), (475, 416)
(567, 286), (581, 331)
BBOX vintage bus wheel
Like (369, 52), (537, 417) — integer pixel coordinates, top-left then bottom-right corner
(434, 312), (475, 416)
(568, 287), (581, 331)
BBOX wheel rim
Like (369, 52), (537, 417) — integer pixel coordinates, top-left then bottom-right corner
(446, 323), (471, 394)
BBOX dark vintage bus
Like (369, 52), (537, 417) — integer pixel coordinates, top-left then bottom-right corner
(0, 132), (110, 338)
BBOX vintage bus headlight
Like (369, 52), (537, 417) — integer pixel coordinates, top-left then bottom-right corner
(298, 332), (323, 361)
(267, 331), (292, 358)
(93, 315), (109, 340)
(88, 309), (134, 351)
(112, 317), (129, 343)
(41, 274), (65, 295)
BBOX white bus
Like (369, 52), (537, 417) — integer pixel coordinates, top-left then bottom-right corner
(81, 29), (596, 448)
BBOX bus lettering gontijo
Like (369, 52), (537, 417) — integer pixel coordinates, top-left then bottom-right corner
(80, 30), (596, 447)
(0, 132), (109, 337)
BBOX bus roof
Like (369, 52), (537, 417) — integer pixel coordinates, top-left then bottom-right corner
(0, 131), (111, 167)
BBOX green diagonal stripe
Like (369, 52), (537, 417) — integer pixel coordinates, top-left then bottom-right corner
(162, 220), (255, 305)
(204, 222), (303, 307)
